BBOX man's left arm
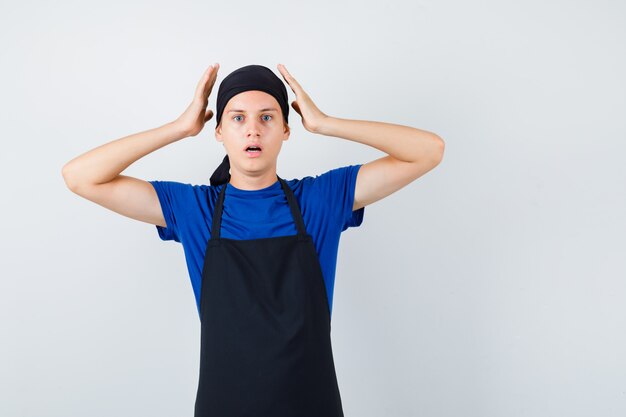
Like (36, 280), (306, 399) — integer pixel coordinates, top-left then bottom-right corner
(276, 63), (444, 211)
(314, 117), (445, 211)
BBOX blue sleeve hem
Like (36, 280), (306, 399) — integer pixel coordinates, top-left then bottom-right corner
(149, 180), (180, 242)
(342, 164), (365, 231)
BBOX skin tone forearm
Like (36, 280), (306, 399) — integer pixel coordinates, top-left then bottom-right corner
(62, 63), (220, 189)
(313, 117), (442, 163)
(62, 121), (187, 187)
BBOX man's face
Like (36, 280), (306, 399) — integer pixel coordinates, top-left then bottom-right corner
(215, 90), (290, 176)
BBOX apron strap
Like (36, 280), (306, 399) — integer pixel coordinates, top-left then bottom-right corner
(277, 176), (308, 239)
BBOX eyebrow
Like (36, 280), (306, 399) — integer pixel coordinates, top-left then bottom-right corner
(227, 108), (279, 113)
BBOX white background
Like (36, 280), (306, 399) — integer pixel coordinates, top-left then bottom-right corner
(1, 0), (625, 416)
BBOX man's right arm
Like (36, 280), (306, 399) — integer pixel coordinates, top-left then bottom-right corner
(61, 121), (189, 228)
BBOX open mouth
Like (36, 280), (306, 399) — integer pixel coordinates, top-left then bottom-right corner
(244, 144), (263, 156)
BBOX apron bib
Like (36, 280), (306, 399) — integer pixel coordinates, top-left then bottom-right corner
(194, 176), (344, 417)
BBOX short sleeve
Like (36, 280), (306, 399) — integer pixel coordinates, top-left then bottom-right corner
(315, 164), (365, 232)
(148, 180), (193, 242)
(341, 164), (365, 231)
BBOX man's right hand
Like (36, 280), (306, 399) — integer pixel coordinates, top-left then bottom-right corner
(174, 63), (220, 137)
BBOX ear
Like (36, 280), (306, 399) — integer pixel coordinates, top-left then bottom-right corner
(283, 124), (290, 141)
(215, 124), (223, 143)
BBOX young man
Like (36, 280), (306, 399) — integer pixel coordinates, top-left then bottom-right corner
(62, 63), (444, 416)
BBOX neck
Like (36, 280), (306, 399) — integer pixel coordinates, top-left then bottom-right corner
(228, 170), (279, 191)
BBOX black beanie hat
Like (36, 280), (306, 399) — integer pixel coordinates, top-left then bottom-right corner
(210, 64), (289, 186)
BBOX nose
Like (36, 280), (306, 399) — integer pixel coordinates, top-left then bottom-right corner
(246, 119), (262, 137)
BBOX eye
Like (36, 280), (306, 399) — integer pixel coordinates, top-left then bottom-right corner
(262, 114), (272, 122)
(233, 115), (243, 122)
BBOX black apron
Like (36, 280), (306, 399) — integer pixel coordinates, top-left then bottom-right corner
(194, 176), (345, 417)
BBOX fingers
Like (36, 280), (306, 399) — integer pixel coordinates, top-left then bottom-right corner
(277, 63), (302, 95)
(203, 63), (219, 98)
(203, 63), (219, 96)
(195, 65), (213, 94)
(195, 63), (220, 101)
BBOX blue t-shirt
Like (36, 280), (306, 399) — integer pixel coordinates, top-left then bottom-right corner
(149, 164), (365, 320)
